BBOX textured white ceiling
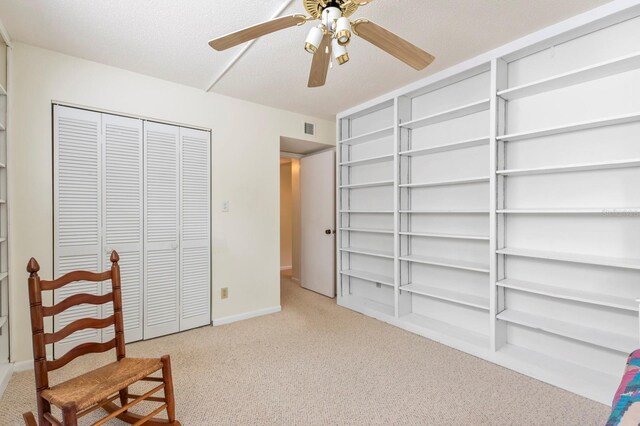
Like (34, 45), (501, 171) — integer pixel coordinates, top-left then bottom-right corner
(0, 0), (611, 119)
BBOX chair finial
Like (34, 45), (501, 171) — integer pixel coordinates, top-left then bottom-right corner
(27, 258), (40, 276)
(110, 250), (119, 263)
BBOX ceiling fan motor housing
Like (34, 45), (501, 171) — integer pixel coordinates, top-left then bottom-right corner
(303, 0), (359, 19)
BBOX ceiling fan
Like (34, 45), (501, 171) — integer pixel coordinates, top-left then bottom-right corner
(208, 0), (435, 88)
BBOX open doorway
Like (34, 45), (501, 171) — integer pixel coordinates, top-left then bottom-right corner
(279, 157), (299, 282)
(280, 136), (336, 299)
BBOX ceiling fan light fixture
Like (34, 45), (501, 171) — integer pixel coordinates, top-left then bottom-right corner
(304, 26), (324, 54)
(335, 17), (351, 45)
(332, 39), (349, 65)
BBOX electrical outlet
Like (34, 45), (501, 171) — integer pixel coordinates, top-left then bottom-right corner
(221, 287), (228, 299)
(221, 201), (229, 212)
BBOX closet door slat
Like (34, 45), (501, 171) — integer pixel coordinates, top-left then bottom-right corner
(102, 114), (143, 343)
(144, 121), (180, 339)
(53, 105), (103, 357)
(179, 127), (211, 331)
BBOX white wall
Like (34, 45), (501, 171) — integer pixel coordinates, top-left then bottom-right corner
(8, 42), (335, 362)
(279, 162), (292, 269)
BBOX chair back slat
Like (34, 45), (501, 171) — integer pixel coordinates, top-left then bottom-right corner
(26, 251), (125, 380)
(42, 293), (113, 317)
(44, 316), (115, 345)
(46, 339), (117, 371)
(40, 270), (112, 291)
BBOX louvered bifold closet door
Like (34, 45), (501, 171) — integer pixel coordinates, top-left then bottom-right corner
(144, 121), (180, 339)
(101, 114), (143, 343)
(179, 128), (211, 331)
(53, 106), (104, 357)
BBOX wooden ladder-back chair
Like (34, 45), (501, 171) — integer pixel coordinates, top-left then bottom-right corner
(22, 251), (180, 426)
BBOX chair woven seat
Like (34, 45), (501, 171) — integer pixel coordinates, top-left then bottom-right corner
(42, 357), (163, 411)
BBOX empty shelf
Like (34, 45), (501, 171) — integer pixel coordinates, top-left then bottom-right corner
(0, 84), (6, 96)
(402, 313), (490, 348)
(0, 272), (7, 281)
(497, 247), (640, 270)
(340, 154), (394, 167)
(399, 176), (489, 188)
(400, 209), (489, 214)
(400, 254), (490, 273)
(497, 208), (639, 214)
(0, 316), (6, 329)
(340, 180), (394, 189)
(0, 123), (4, 131)
(339, 227), (394, 234)
(497, 158), (640, 176)
(339, 210), (394, 214)
(340, 269), (394, 287)
(399, 137), (489, 157)
(340, 247), (395, 259)
(400, 231), (489, 241)
(496, 344), (620, 404)
(341, 295), (395, 317)
(339, 126), (394, 145)
(400, 99), (491, 130)
(497, 309), (637, 353)
(497, 278), (637, 311)
(401, 283), (490, 310)
(498, 112), (640, 142)
(498, 51), (640, 101)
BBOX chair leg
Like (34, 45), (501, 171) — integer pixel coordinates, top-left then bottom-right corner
(37, 396), (52, 426)
(22, 412), (37, 426)
(161, 355), (176, 423)
(62, 403), (78, 426)
(119, 386), (129, 409)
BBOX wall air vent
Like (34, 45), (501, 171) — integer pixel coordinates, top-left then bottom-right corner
(304, 122), (315, 136)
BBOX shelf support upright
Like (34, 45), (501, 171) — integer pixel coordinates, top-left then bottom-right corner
(396, 96), (412, 318)
(336, 117), (352, 300)
(490, 58), (509, 351)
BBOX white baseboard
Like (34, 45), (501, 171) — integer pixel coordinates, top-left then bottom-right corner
(280, 266), (292, 271)
(212, 305), (281, 326)
(0, 363), (14, 399)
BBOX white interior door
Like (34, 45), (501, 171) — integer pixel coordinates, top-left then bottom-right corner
(300, 149), (336, 297)
(102, 113), (144, 343)
(144, 121), (180, 339)
(53, 105), (104, 356)
(179, 127), (211, 331)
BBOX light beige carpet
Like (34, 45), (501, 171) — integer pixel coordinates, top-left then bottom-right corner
(0, 274), (610, 425)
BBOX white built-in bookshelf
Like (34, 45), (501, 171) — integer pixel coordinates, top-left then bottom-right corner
(336, 7), (640, 404)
